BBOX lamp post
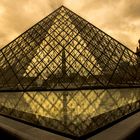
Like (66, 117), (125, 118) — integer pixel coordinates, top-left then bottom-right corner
(61, 18), (68, 127)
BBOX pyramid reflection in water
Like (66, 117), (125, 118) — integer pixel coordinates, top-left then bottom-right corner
(0, 6), (140, 139)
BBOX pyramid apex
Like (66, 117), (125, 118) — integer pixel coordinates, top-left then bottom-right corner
(60, 5), (66, 8)
(59, 5), (68, 10)
(60, 5), (65, 7)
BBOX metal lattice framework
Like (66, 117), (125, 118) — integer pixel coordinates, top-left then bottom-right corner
(0, 6), (140, 139)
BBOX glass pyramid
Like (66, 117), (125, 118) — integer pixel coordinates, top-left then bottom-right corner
(0, 6), (140, 139)
(0, 6), (139, 91)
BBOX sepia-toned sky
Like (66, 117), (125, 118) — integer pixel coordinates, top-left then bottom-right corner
(0, 0), (140, 51)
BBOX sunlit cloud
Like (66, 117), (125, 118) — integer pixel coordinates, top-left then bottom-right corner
(0, 0), (139, 51)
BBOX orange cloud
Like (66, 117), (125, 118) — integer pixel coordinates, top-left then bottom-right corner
(0, 0), (139, 51)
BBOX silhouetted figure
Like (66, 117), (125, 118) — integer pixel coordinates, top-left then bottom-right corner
(136, 39), (140, 55)
(136, 39), (140, 65)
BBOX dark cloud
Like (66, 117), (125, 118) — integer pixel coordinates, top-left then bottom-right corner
(122, 0), (140, 19)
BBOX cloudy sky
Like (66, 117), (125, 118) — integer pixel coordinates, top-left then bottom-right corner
(0, 0), (140, 51)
